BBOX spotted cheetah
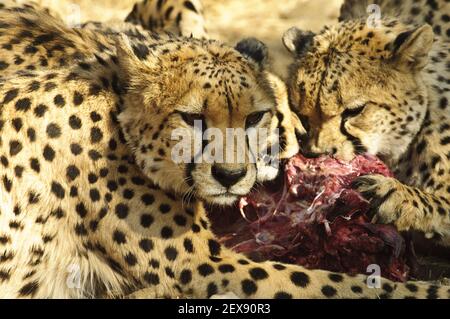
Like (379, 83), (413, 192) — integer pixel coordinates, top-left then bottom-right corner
(283, 0), (450, 248)
(0, 3), (448, 299)
(125, 0), (207, 38)
(339, 0), (450, 41)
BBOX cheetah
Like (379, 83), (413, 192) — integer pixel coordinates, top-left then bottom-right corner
(282, 0), (450, 248)
(0, 4), (448, 299)
(125, 0), (207, 38)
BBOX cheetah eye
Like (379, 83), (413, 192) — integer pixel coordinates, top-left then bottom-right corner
(180, 112), (205, 126)
(245, 111), (268, 129)
(342, 104), (367, 118)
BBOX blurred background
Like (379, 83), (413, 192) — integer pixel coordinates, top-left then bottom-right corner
(32, 0), (344, 77)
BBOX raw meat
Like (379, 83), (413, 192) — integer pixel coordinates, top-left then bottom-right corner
(211, 154), (410, 282)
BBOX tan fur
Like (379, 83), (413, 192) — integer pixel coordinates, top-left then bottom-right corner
(0, 2), (448, 299)
(284, 0), (450, 246)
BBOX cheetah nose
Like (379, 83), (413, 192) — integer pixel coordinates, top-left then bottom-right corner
(211, 165), (247, 188)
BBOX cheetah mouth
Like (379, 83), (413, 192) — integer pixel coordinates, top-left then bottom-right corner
(202, 192), (245, 206)
(207, 153), (413, 282)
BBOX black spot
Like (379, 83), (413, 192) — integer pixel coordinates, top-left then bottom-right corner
(90, 127), (103, 143)
(273, 264), (286, 270)
(66, 165), (80, 181)
(329, 273), (344, 283)
(75, 203), (88, 218)
(27, 128), (36, 142)
(115, 203), (129, 219)
(46, 123), (61, 138)
(241, 279), (257, 296)
(90, 112), (102, 122)
(274, 292), (293, 299)
(208, 239), (221, 256)
(140, 214), (154, 228)
(0, 61), (8, 70)
(51, 181), (65, 199)
(88, 150), (102, 161)
(34, 104), (48, 117)
(440, 97), (448, 110)
(28, 191), (40, 204)
(3, 176), (12, 192)
(89, 189), (101, 202)
(70, 143), (83, 155)
(198, 263), (215, 277)
(144, 272), (159, 285)
(149, 259), (160, 269)
(14, 166), (24, 178)
(19, 281), (39, 296)
(73, 91), (84, 106)
(132, 43), (150, 60)
(164, 246), (178, 261)
(122, 189), (134, 199)
(124, 253), (137, 266)
(141, 194), (155, 206)
(183, 238), (194, 253)
(88, 173), (98, 184)
(159, 204), (171, 214)
(173, 215), (187, 226)
(69, 115), (82, 129)
(405, 283), (418, 293)
(29, 158), (40, 173)
(441, 136), (450, 145)
(54, 94), (65, 107)
(107, 180), (118, 192)
(139, 238), (154, 252)
(321, 285), (337, 298)
(191, 223), (201, 233)
(43, 145), (55, 161)
(426, 285), (439, 299)
(113, 230), (127, 244)
(180, 269), (192, 285)
(9, 140), (23, 156)
(351, 286), (363, 294)
(290, 271), (310, 287)
(15, 98), (31, 112)
(3, 89), (19, 104)
(12, 118), (23, 132)
(0, 156), (8, 167)
(89, 84), (102, 96)
(249, 267), (268, 281)
(131, 176), (146, 185)
(161, 226), (173, 239)
(207, 282), (218, 298)
(70, 186), (78, 197)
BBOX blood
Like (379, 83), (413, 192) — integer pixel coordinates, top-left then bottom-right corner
(211, 154), (410, 282)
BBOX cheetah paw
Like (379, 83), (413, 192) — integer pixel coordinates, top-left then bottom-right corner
(351, 174), (408, 227)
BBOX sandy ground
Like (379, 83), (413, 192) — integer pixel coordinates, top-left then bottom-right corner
(32, 0), (344, 77)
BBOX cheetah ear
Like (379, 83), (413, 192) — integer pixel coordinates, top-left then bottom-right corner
(115, 35), (180, 112)
(390, 24), (434, 71)
(115, 34), (159, 84)
(235, 38), (268, 69)
(282, 27), (316, 56)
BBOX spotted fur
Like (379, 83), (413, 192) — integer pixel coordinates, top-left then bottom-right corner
(0, 3), (448, 299)
(283, 0), (450, 246)
(125, 0), (207, 38)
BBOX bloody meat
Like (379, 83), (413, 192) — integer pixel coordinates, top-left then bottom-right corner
(211, 154), (410, 282)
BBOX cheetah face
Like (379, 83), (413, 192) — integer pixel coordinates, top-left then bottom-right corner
(283, 20), (434, 165)
(118, 36), (296, 206)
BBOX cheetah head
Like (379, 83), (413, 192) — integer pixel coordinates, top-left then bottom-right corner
(117, 35), (301, 206)
(283, 19), (434, 165)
